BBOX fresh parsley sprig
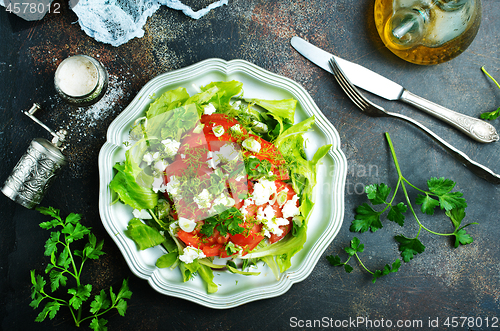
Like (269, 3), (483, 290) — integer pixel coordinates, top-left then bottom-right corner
(480, 66), (500, 120)
(327, 133), (476, 282)
(326, 237), (401, 283)
(30, 206), (132, 330)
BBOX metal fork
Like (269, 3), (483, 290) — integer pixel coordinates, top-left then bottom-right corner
(328, 57), (500, 185)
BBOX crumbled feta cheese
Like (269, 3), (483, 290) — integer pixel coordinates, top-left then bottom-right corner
(242, 137), (261, 153)
(212, 193), (235, 209)
(212, 125), (225, 137)
(179, 217), (197, 232)
(152, 176), (167, 193)
(179, 246), (206, 264)
(230, 124), (242, 134)
(235, 174), (246, 182)
(193, 188), (212, 209)
(181, 154), (186, 159)
(218, 143), (240, 161)
(166, 176), (181, 199)
(282, 194), (300, 219)
(239, 197), (254, 217)
(143, 152), (159, 165)
(252, 120), (268, 133)
(132, 209), (152, 219)
(204, 103), (217, 115)
(256, 205), (289, 237)
(154, 159), (168, 172)
(252, 178), (276, 205)
(161, 139), (180, 156)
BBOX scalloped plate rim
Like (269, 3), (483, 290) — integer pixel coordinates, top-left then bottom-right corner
(98, 58), (346, 309)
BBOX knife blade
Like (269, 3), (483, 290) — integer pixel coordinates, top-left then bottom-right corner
(290, 36), (499, 143)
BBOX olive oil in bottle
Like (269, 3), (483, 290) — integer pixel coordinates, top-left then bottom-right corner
(374, 0), (481, 65)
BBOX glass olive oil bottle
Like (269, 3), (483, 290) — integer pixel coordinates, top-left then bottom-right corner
(374, 0), (481, 65)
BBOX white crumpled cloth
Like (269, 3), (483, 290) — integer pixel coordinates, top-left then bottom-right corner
(1, 0), (228, 46)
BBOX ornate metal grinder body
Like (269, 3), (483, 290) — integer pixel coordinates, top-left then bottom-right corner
(2, 104), (68, 209)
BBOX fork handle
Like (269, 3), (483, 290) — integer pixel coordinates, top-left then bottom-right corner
(388, 111), (500, 184)
(400, 90), (499, 143)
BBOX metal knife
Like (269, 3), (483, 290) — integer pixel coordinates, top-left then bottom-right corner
(291, 36), (499, 143)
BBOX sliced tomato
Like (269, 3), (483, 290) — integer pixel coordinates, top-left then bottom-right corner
(229, 223), (264, 248)
(269, 222), (292, 244)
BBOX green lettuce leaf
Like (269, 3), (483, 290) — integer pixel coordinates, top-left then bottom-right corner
(124, 218), (165, 250)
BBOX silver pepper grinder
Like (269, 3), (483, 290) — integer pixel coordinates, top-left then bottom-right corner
(2, 103), (68, 209)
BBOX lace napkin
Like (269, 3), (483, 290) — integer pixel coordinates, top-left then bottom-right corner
(1, 0), (228, 46)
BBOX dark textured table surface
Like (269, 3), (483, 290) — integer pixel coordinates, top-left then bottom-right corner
(2, 1), (500, 330)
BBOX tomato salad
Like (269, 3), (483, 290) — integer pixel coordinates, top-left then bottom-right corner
(110, 81), (331, 293)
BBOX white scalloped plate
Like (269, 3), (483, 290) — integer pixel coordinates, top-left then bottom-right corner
(98, 58), (347, 309)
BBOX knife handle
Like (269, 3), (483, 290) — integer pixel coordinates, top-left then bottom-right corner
(400, 89), (499, 143)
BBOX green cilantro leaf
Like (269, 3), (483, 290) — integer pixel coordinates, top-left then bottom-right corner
(326, 255), (342, 266)
(345, 237), (364, 256)
(115, 299), (128, 317)
(387, 202), (407, 226)
(35, 301), (61, 322)
(68, 284), (92, 310)
(365, 183), (391, 205)
(427, 177), (456, 195)
(36, 206), (61, 219)
(200, 217), (218, 236)
(350, 203), (382, 233)
(372, 259), (401, 283)
(44, 231), (60, 256)
(454, 228), (474, 247)
(90, 289), (111, 314)
(90, 317), (108, 331)
(65, 212), (82, 225)
(395, 235), (425, 262)
(61, 222), (91, 244)
(49, 270), (67, 292)
(116, 279), (133, 301)
(415, 194), (440, 215)
(83, 233), (106, 260)
(438, 192), (467, 211)
(480, 107), (500, 120)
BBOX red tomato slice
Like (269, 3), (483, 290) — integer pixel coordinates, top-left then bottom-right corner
(269, 223), (292, 244)
(229, 223), (264, 248)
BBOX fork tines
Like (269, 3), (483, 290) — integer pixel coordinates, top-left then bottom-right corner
(328, 57), (378, 112)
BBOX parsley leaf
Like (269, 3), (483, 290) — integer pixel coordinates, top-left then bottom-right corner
(200, 207), (245, 237)
(350, 203), (383, 233)
(446, 208), (477, 248)
(480, 108), (500, 120)
(415, 194), (440, 215)
(372, 259), (401, 283)
(395, 235), (425, 263)
(327, 237), (400, 281)
(328, 133), (474, 283)
(387, 202), (407, 226)
(365, 183), (391, 205)
(31, 207), (132, 329)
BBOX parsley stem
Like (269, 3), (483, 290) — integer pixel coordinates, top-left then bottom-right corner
(385, 133), (453, 237)
(354, 253), (374, 275)
(482, 66), (500, 90)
